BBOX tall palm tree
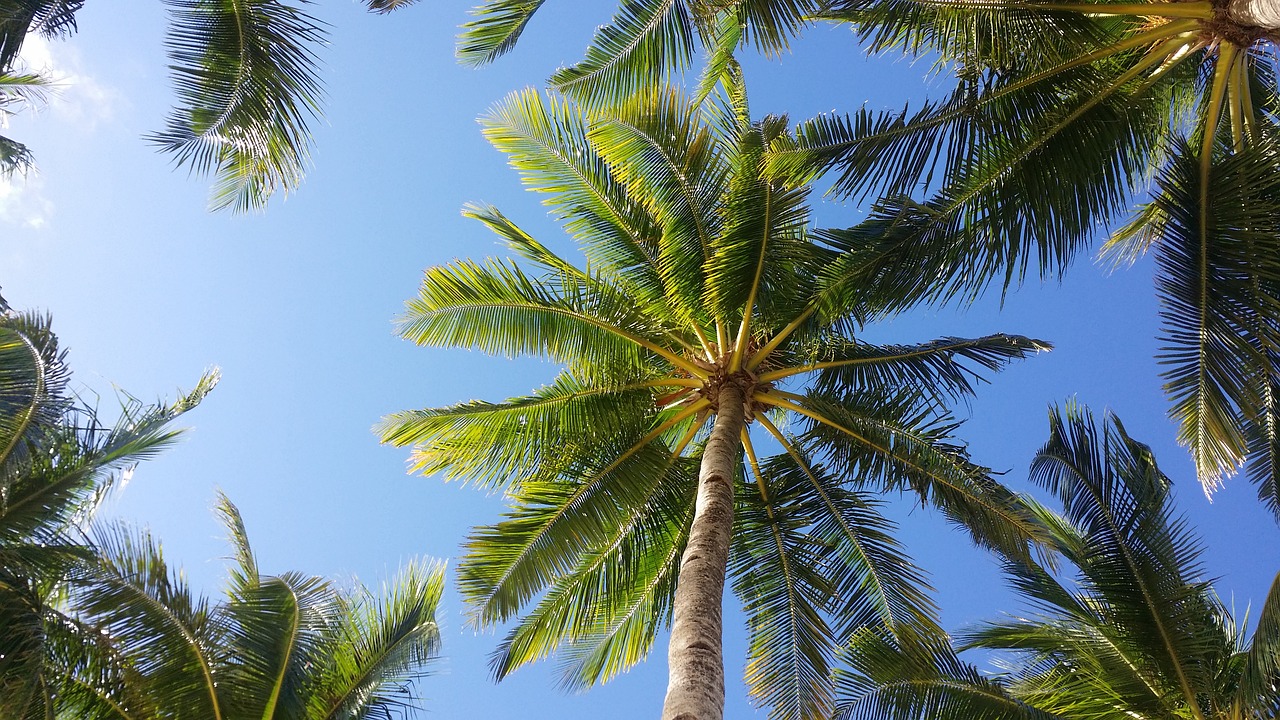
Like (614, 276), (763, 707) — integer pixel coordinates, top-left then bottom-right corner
(56, 493), (445, 720)
(0, 0), (415, 211)
(0, 303), (217, 717)
(766, 0), (1280, 516)
(380, 80), (1048, 720)
(835, 403), (1280, 720)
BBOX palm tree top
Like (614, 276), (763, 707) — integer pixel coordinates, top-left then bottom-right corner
(382, 80), (1051, 719)
(837, 403), (1280, 720)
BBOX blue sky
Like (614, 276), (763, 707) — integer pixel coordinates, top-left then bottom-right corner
(3, 1), (1278, 717)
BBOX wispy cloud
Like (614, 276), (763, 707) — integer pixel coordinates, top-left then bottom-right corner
(15, 35), (118, 128)
(1, 36), (120, 229)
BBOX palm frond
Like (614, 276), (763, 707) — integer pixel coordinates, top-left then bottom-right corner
(491, 460), (694, 688)
(306, 558), (444, 720)
(0, 1), (83, 68)
(397, 256), (698, 373)
(377, 370), (666, 487)
(1030, 404), (1221, 708)
(549, 0), (696, 109)
(364, 0), (420, 14)
(589, 87), (728, 319)
(771, 334), (1049, 405)
(459, 426), (700, 627)
(1235, 571), (1280, 718)
(785, 389), (1043, 559)
(148, 0), (326, 212)
(75, 523), (224, 719)
(835, 628), (1056, 720)
(1116, 134), (1280, 506)
(457, 0), (547, 66)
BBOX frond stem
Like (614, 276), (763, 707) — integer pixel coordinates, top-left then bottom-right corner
(1010, 1), (1213, 18)
(746, 305), (817, 372)
(729, 184), (775, 373)
(757, 337), (999, 383)
(0, 330), (45, 469)
(260, 577), (301, 719)
(740, 429), (771, 512)
(755, 412), (905, 636)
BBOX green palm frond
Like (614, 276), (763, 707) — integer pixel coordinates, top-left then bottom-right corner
(589, 87), (728, 316)
(0, 311), (68, 477)
(308, 557), (444, 720)
(460, 430), (700, 627)
(549, 0), (697, 108)
(494, 464), (694, 688)
(732, 447), (938, 720)
(1235, 572), (1280, 716)
(76, 523), (224, 720)
(837, 405), (1275, 720)
(1110, 133), (1280, 508)
(148, 0), (326, 213)
(790, 388), (1043, 559)
(1029, 404), (1221, 708)
(774, 334), (1049, 404)
(363, 0), (420, 14)
(834, 628), (1056, 720)
(0, 72), (49, 177)
(707, 115), (813, 340)
(0, 1), (83, 68)
(377, 369), (668, 487)
(397, 256), (696, 372)
(457, 0), (547, 66)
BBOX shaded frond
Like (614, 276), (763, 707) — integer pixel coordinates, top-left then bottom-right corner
(148, 0), (326, 212)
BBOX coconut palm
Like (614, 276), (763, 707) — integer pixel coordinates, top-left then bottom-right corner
(0, 303), (217, 718)
(456, 0), (823, 106)
(764, 0), (1280, 516)
(835, 402), (1280, 720)
(0, 0), (415, 211)
(55, 493), (445, 720)
(380, 80), (1049, 720)
(0, 302), (444, 719)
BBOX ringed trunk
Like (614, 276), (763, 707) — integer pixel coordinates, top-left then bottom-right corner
(661, 382), (745, 720)
(1228, 0), (1280, 27)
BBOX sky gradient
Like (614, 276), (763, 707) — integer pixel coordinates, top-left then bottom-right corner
(4, 2), (1278, 717)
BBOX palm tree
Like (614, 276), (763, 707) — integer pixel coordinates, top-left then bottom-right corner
(0, 0), (415, 211)
(0, 303), (217, 717)
(765, 0), (1280, 516)
(380, 80), (1049, 720)
(56, 493), (446, 720)
(456, 0), (822, 106)
(0, 302), (445, 719)
(835, 402), (1280, 720)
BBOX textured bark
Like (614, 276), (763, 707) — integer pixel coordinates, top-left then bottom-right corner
(1229, 0), (1280, 28)
(661, 382), (745, 720)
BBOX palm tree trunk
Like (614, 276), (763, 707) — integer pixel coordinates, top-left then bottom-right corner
(1228, 0), (1280, 26)
(661, 382), (745, 720)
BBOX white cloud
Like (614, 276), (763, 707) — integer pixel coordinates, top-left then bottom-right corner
(13, 35), (119, 129)
(0, 173), (54, 229)
(0, 36), (122, 229)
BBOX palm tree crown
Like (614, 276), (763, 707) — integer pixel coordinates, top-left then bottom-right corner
(0, 305), (218, 718)
(837, 403), (1280, 720)
(381, 79), (1049, 720)
(763, 0), (1280, 517)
